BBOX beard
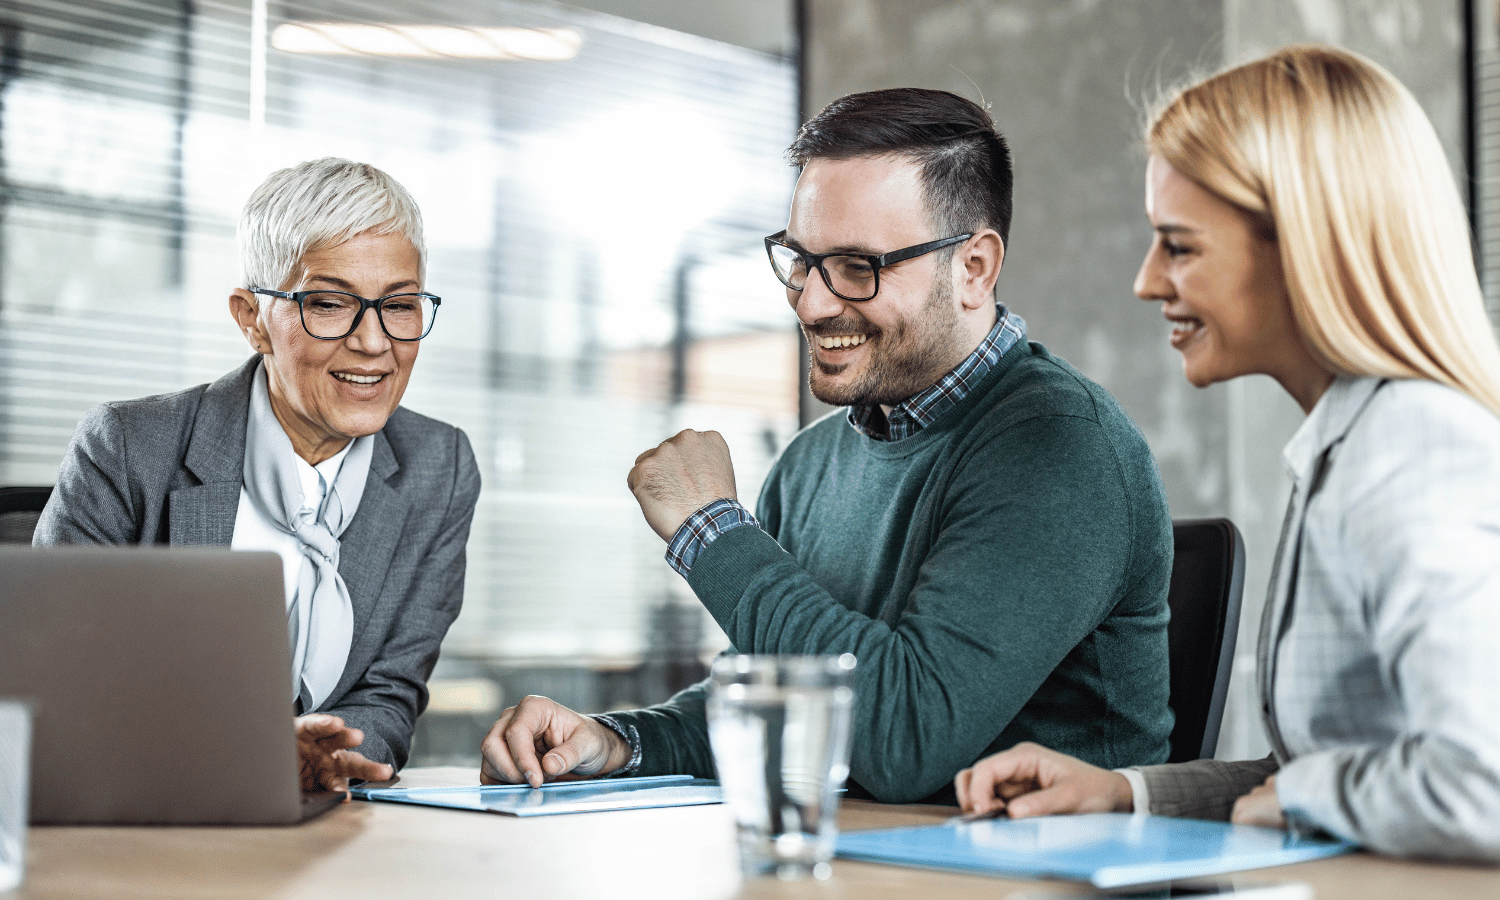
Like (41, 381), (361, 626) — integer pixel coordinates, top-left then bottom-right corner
(805, 272), (966, 407)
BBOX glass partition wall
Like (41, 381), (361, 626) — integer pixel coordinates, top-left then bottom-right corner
(0, 0), (798, 764)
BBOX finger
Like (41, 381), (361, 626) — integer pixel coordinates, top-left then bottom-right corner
(335, 749), (394, 784)
(954, 767), (974, 810)
(633, 446), (657, 465)
(295, 714), (348, 739)
(1231, 794), (1248, 824)
(996, 776), (1044, 801)
(498, 700), (557, 788)
(504, 721), (549, 788)
(315, 725), (365, 752)
(953, 766), (1003, 814)
(1006, 782), (1089, 819)
(479, 709), (523, 784)
(322, 771), (350, 792)
(962, 748), (1041, 803)
(1006, 767), (1127, 819)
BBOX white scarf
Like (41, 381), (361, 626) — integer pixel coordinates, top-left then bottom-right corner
(242, 365), (373, 712)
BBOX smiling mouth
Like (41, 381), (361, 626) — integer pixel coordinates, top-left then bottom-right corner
(816, 333), (869, 350)
(334, 372), (386, 385)
(1167, 316), (1203, 347)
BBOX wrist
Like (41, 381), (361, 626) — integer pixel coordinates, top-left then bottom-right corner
(590, 714), (642, 777)
(1110, 770), (1137, 813)
(664, 499), (760, 577)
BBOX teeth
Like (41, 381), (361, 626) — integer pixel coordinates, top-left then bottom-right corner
(1170, 320), (1201, 338)
(817, 334), (868, 350)
(335, 372), (383, 384)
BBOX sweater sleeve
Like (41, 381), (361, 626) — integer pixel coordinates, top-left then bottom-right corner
(639, 412), (1165, 802)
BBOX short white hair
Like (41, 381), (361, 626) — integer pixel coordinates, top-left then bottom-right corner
(237, 157), (425, 291)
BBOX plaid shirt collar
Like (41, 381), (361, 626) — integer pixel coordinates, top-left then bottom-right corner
(848, 305), (1026, 442)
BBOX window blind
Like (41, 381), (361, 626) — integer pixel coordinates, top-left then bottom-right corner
(0, 0), (798, 671)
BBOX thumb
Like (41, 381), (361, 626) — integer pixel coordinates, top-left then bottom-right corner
(541, 737), (587, 777)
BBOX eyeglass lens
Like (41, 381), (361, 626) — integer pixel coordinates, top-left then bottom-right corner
(302, 292), (435, 340)
(767, 244), (879, 301)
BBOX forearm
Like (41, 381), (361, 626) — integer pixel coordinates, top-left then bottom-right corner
(1136, 756), (1280, 820)
(1278, 740), (1500, 861)
(606, 681), (718, 779)
(685, 525), (1127, 802)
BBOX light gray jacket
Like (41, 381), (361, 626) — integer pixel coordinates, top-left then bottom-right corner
(34, 356), (482, 768)
(1138, 377), (1500, 863)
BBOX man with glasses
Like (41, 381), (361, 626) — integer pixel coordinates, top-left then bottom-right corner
(36, 157), (480, 792)
(482, 89), (1173, 803)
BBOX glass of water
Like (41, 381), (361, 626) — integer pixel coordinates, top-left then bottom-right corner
(0, 699), (31, 892)
(706, 653), (856, 880)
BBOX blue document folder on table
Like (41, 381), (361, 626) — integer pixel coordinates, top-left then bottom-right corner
(350, 775), (722, 817)
(836, 813), (1354, 889)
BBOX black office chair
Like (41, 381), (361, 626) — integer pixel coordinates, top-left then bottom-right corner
(0, 485), (53, 544)
(1165, 517), (1245, 763)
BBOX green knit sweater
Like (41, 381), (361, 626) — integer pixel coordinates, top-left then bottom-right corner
(612, 340), (1173, 803)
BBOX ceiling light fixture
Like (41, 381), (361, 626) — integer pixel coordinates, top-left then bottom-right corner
(271, 23), (583, 61)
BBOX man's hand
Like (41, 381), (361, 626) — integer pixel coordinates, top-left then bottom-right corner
(626, 430), (737, 542)
(954, 742), (1135, 819)
(295, 713), (393, 793)
(480, 695), (631, 788)
(1231, 775), (1285, 829)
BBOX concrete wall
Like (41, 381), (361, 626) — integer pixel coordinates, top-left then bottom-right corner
(801, 0), (1465, 761)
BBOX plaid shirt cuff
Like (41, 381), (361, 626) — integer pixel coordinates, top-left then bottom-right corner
(590, 714), (642, 777)
(665, 498), (761, 577)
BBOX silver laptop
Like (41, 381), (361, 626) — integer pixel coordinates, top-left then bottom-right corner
(0, 545), (343, 824)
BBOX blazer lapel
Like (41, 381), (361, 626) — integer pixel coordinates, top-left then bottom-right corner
(170, 357), (258, 546)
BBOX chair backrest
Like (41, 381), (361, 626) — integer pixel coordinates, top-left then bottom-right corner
(1165, 517), (1245, 763)
(0, 486), (53, 544)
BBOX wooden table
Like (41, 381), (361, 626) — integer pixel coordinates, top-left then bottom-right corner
(16, 767), (1500, 899)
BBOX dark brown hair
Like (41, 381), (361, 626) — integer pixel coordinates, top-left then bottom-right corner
(788, 88), (1013, 247)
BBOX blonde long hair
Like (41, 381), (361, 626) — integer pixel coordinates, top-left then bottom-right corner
(1147, 44), (1500, 417)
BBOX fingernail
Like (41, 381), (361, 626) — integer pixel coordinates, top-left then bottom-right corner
(523, 770), (538, 787)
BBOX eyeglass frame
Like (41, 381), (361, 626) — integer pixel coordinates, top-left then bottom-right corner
(249, 287), (441, 342)
(763, 230), (974, 302)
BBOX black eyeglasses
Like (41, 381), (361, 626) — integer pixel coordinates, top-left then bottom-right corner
(764, 231), (973, 301)
(250, 288), (441, 342)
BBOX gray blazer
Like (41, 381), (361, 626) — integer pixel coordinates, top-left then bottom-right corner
(34, 356), (482, 768)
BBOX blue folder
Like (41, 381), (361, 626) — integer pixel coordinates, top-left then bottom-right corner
(835, 813), (1354, 888)
(351, 774), (722, 817)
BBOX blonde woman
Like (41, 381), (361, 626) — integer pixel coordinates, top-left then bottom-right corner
(954, 44), (1500, 861)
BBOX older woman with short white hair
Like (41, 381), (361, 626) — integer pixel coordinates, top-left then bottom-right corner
(36, 157), (481, 791)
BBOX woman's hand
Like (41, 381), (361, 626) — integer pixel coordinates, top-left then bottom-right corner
(954, 742), (1135, 819)
(1231, 775), (1286, 829)
(295, 713), (394, 792)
